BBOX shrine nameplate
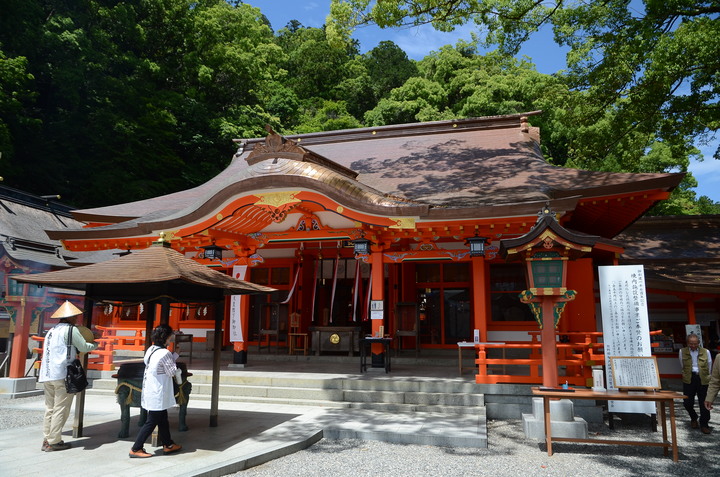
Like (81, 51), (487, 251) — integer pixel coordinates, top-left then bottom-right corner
(610, 356), (661, 390)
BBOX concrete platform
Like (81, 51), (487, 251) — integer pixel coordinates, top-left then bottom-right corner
(0, 368), (487, 477)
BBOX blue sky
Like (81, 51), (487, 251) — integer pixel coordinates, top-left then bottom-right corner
(251, 1), (720, 203)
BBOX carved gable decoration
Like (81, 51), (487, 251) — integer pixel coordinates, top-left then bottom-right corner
(245, 125), (359, 179)
(295, 214), (323, 232)
(246, 125), (307, 165)
(253, 191), (301, 224)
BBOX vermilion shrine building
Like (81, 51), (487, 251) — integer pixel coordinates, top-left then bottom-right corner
(6, 112), (719, 385)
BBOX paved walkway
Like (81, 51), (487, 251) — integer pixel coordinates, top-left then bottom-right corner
(0, 364), (485, 477)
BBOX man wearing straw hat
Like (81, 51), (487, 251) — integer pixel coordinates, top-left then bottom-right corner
(38, 300), (98, 452)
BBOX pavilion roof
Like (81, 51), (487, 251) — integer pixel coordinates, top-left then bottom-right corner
(13, 242), (275, 302)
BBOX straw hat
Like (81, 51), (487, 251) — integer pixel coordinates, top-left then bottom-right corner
(76, 325), (95, 345)
(50, 300), (83, 319)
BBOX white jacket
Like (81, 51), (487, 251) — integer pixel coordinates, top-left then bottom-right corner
(39, 323), (97, 383)
(141, 345), (179, 411)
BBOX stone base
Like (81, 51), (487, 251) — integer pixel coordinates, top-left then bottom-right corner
(227, 363), (247, 369)
(522, 397), (588, 441)
(0, 377), (43, 399)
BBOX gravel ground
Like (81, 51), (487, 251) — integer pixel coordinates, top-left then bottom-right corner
(0, 394), (45, 430)
(3, 395), (717, 476)
(230, 413), (720, 477)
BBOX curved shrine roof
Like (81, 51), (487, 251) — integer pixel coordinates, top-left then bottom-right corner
(53, 113), (684, 241)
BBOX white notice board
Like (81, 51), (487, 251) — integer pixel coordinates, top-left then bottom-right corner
(610, 356), (661, 390)
(599, 265), (654, 413)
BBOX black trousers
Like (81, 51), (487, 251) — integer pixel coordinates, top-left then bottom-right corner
(132, 409), (173, 451)
(683, 374), (710, 427)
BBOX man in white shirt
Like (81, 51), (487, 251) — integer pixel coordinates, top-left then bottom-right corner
(38, 301), (98, 451)
(679, 334), (712, 434)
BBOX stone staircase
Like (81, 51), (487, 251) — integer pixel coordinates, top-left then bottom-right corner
(89, 370), (486, 416)
(88, 367), (488, 448)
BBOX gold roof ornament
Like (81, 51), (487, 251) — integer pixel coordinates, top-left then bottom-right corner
(50, 300), (83, 319)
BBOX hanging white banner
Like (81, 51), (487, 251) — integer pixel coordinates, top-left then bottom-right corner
(329, 257), (340, 323)
(685, 324), (703, 347)
(229, 265), (248, 342)
(599, 264), (654, 413)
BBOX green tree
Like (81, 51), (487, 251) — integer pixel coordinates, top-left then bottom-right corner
(0, 0), (285, 207)
(333, 57), (376, 119)
(276, 25), (359, 102)
(295, 99), (362, 133)
(329, 0), (716, 212)
(0, 51), (36, 171)
(364, 76), (451, 125)
(363, 40), (418, 101)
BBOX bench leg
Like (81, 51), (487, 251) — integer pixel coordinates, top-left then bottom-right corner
(178, 403), (189, 432)
(118, 403), (131, 438)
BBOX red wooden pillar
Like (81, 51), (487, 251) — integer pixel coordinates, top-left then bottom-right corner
(9, 295), (31, 378)
(471, 255), (488, 342)
(371, 250), (384, 356)
(563, 259), (596, 332)
(686, 298), (697, 325)
(540, 298), (559, 388)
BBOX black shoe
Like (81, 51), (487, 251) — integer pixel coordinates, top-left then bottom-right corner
(45, 441), (71, 452)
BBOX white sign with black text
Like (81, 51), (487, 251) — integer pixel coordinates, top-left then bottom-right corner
(599, 265), (654, 413)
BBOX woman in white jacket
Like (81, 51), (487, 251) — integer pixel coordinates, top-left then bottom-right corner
(129, 324), (182, 458)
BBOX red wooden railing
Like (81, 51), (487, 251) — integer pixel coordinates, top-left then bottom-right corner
(475, 330), (662, 386)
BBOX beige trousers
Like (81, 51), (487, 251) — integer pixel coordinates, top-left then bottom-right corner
(43, 379), (74, 444)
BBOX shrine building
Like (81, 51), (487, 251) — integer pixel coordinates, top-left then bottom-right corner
(16, 112), (720, 385)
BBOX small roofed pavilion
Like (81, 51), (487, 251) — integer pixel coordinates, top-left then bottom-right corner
(13, 237), (275, 433)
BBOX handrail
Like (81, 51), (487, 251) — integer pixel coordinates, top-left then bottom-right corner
(473, 330), (651, 386)
(89, 326), (147, 371)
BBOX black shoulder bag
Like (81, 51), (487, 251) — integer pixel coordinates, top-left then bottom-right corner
(65, 324), (89, 394)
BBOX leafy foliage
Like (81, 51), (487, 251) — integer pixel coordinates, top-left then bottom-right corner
(328, 0), (720, 212)
(0, 0), (717, 214)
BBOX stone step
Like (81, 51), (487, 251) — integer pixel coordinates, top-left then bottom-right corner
(89, 371), (486, 415)
(193, 383), (346, 401)
(181, 393), (484, 415)
(187, 382), (485, 406)
(342, 388), (485, 406)
(186, 393), (351, 408)
(88, 382), (484, 415)
(187, 371), (483, 394)
(347, 401), (486, 416)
